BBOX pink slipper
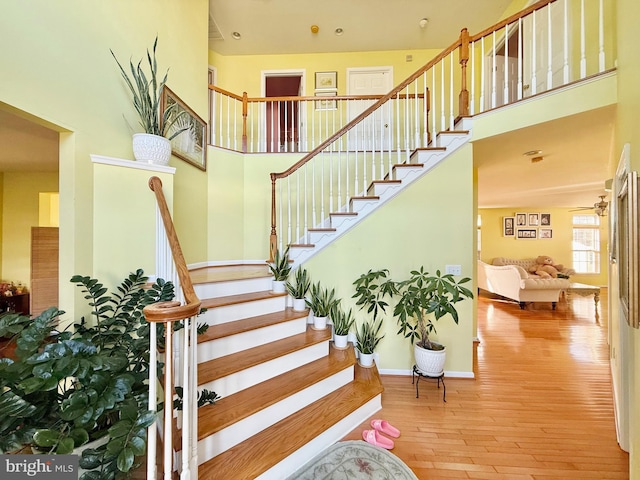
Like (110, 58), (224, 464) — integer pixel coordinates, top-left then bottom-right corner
(362, 429), (394, 449)
(371, 419), (400, 438)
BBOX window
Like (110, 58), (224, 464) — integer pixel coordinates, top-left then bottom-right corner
(572, 214), (600, 274)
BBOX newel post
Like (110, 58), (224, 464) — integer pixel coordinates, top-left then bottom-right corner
(458, 28), (470, 117)
(242, 92), (248, 153)
(269, 173), (277, 263)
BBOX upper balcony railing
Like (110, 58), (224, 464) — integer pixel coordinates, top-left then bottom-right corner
(208, 0), (614, 158)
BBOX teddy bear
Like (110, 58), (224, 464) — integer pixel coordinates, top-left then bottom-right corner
(528, 255), (561, 278)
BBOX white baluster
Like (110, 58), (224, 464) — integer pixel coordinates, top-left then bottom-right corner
(287, 176), (292, 245)
(449, 52), (454, 129)
(311, 158), (317, 229)
(414, 79), (420, 149)
(180, 317), (191, 480)
(278, 181), (283, 250)
(480, 39), (485, 111)
(598, 0), (605, 72)
(304, 164), (308, 241)
(547, 4), (553, 90)
(491, 31), (496, 109)
(431, 68), (436, 144)
(517, 18), (523, 99)
(504, 23), (510, 105)
(470, 41), (475, 115)
(580, 0), (586, 78)
(189, 316), (198, 477)
(147, 318), (158, 480)
(440, 61), (445, 135)
(563, 0), (569, 84)
(296, 172), (300, 241)
(531, 10), (537, 95)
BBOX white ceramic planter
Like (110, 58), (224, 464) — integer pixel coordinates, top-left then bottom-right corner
(333, 334), (349, 349)
(272, 280), (286, 293)
(292, 297), (307, 311)
(132, 133), (171, 165)
(313, 315), (328, 330)
(359, 352), (375, 368)
(414, 343), (446, 376)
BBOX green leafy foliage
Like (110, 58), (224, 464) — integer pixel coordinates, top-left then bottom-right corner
(267, 246), (292, 281)
(306, 282), (339, 317)
(286, 267), (311, 299)
(0, 269), (179, 478)
(354, 318), (384, 355)
(330, 304), (355, 336)
(393, 267), (474, 350)
(110, 37), (186, 140)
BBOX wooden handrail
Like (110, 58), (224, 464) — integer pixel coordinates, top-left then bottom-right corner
(469, 0), (555, 42)
(145, 176), (201, 322)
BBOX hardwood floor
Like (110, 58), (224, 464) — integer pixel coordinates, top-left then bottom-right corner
(342, 290), (629, 479)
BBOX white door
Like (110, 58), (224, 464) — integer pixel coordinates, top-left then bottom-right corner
(346, 67), (393, 150)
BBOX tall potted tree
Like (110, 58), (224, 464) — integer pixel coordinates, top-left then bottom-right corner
(392, 267), (473, 376)
(111, 37), (186, 165)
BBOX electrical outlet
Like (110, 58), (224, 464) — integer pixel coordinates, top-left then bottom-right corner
(445, 264), (462, 275)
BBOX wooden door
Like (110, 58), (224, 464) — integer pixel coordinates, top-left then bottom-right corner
(30, 227), (59, 316)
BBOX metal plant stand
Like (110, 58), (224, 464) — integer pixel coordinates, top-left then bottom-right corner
(412, 365), (446, 402)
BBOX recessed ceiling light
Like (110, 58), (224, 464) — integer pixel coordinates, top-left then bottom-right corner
(335, 28), (344, 36)
(523, 149), (542, 156)
(231, 32), (241, 40)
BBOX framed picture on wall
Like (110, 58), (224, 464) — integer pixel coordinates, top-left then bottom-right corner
(540, 213), (551, 226)
(315, 71), (337, 90)
(503, 216), (515, 237)
(516, 213), (527, 226)
(539, 228), (553, 239)
(528, 213), (540, 226)
(516, 228), (537, 239)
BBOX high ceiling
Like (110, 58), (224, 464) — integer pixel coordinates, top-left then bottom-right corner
(0, 0), (614, 214)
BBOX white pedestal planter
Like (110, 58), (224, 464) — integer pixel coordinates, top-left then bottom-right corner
(414, 343), (446, 376)
(333, 334), (349, 349)
(132, 133), (171, 165)
(292, 297), (307, 311)
(272, 280), (286, 293)
(358, 352), (375, 368)
(312, 315), (328, 330)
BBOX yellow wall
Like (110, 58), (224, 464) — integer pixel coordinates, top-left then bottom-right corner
(1, 172), (59, 288)
(305, 145), (476, 374)
(479, 207), (609, 285)
(615, 0), (640, 476)
(1, 0), (209, 315)
(38, 193), (60, 227)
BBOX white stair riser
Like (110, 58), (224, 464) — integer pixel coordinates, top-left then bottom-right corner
(436, 133), (466, 148)
(255, 395), (382, 480)
(349, 197), (380, 214)
(197, 318), (308, 363)
(329, 214), (358, 230)
(201, 296), (287, 325)
(195, 277), (273, 299)
(392, 166), (423, 182)
(307, 230), (337, 244)
(367, 182), (402, 197)
(197, 367), (355, 463)
(200, 341), (330, 397)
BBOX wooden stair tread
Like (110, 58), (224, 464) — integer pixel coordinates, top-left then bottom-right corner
(198, 327), (331, 385)
(437, 129), (469, 134)
(198, 308), (309, 343)
(201, 290), (286, 309)
(289, 243), (315, 248)
(197, 345), (356, 438)
(329, 212), (357, 217)
(350, 195), (380, 201)
(307, 227), (337, 232)
(198, 363), (384, 479)
(414, 146), (446, 151)
(371, 179), (401, 184)
(393, 163), (424, 168)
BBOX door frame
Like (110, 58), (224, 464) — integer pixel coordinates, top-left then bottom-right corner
(261, 69), (307, 152)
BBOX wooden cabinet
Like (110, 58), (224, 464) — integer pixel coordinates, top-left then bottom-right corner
(0, 293), (30, 315)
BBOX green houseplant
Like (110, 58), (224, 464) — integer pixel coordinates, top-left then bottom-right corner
(330, 304), (355, 349)
(306, 282), (339, 330)
(267, 246), (292, 293)
(393, 267), (474, 375)
(352, 269), (396, 367)
(286, 267), (311, 311)
(111, 37), (186, 164)
(0, 269), (215, 478)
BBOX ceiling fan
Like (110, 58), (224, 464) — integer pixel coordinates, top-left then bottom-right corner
(571, 195), (609, 216)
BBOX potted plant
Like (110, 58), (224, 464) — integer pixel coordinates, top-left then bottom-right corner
(354, 318), (384, 367)
(330, 304), (355, 349)
(0, 269), (217, 478)
(392, 267), (474, 376)
(286, 266), (311, 311)
(306, 282), (339, 330)
(352, 269), (396, 366)
(267, 246), (292, 293)
(111, 37), (187, 165)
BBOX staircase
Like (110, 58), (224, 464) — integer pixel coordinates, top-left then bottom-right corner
(288, 124), (472, 265)
(188, 265), (384, 479)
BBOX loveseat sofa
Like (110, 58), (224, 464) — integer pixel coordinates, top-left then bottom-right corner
(477, 258), (571, 309)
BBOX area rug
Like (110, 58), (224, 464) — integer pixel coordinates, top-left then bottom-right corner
(286, 440), (419, 480)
